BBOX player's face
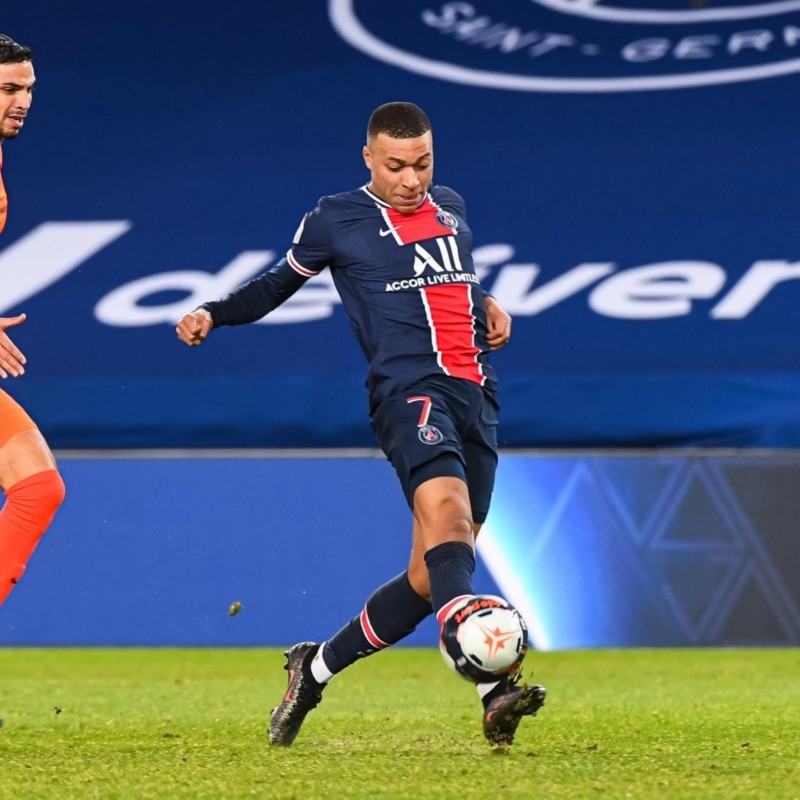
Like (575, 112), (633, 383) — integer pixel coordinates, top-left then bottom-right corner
(0, 61), (35, 141)
(363, 131), (433, 214)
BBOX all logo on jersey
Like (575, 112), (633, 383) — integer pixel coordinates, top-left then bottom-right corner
(375, 194), (477, 293)
(413, 239), (462, 277)
(385, 237), (480, 292)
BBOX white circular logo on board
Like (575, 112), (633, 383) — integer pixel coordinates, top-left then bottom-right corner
(329, 0), (800, 92)
(530, 0), (800, 24)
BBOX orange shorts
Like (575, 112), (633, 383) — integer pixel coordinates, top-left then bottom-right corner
(0, 388), (37, 449)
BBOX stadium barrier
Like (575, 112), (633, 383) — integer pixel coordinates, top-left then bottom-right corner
(1, 450), (798, 648)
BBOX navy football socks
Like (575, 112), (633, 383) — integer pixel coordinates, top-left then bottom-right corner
(321, 571), (432, 675)
(423, 540), (476, 621)
(318, 541), (476, 677)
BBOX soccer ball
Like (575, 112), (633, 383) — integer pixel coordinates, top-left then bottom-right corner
(439, 595), (528, 683)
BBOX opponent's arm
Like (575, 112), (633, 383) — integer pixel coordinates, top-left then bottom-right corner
(176, 258), (309, 347)
(0, 314), (28, 378)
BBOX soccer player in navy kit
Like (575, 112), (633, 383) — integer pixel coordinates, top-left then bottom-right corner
(176, 102), (545, 748)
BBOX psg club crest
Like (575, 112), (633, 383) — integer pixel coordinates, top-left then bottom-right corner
(435, 209), (458, 231)
(418, 425), (443, 445)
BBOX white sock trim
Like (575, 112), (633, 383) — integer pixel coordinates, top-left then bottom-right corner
(475, 680), (501, 700)
(310, 644), (335, 684)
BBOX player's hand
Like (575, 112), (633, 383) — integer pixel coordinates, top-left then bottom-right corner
(0, 313), (28, 378)
(176, 309), (214, 346)
(484, 296), (511, 351)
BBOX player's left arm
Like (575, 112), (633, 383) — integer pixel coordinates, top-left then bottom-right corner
(437, 186), (511, 349)
(0, 313), (28, 378)
(483, 294), (511, 351)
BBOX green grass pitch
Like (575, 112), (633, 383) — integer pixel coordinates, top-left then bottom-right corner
(0, 648), (798, 799)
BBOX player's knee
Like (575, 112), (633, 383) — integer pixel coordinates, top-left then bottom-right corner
(436, 489), (473, 532)
(37, 469), (66, 517)
(4, 469), (65, 536)
(419, 495), (473, 545)
(447, 507), (473, 543)
(407, 561), (431, 602)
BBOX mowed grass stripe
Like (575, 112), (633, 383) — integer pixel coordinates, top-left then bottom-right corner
(0, 648), (798, 799)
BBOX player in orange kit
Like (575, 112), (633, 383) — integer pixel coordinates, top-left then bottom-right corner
(0, 33), (65, 607)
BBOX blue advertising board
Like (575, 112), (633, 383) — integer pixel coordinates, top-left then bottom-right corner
(1, 1), (799, 448)
(0, 454), (502, 647)
(1, 453), (798, 648)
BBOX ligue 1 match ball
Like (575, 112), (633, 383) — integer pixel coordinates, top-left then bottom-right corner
(439, 595), (528, 683)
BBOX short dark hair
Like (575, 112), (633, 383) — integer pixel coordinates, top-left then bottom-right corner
(367, 102), (431, 141)
(0, 34), (32, 65)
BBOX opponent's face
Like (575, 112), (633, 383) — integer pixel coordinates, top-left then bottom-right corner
(363, 131), (433, 214)
(0, 61), (35, 141)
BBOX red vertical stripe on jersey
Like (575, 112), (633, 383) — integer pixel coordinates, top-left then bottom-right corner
(421, 284), (485, 386)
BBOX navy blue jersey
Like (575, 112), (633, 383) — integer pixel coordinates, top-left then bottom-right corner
(204, 184), (497, 410)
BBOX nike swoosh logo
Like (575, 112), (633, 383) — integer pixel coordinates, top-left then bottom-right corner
(379, 226), (400, 237)
(283, 668), (297, 702)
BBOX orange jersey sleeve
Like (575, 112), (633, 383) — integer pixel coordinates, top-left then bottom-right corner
(0, 388), (36, 447)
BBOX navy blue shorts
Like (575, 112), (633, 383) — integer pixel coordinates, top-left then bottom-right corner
(371, 375), (499, 524)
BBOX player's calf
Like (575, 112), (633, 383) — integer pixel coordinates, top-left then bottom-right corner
(0, 469), (65, 605)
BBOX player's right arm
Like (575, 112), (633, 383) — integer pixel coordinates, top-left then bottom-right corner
(175, 258), (312, 347)
(175, 307), (213, 347)
(176, 204), (332, 347)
